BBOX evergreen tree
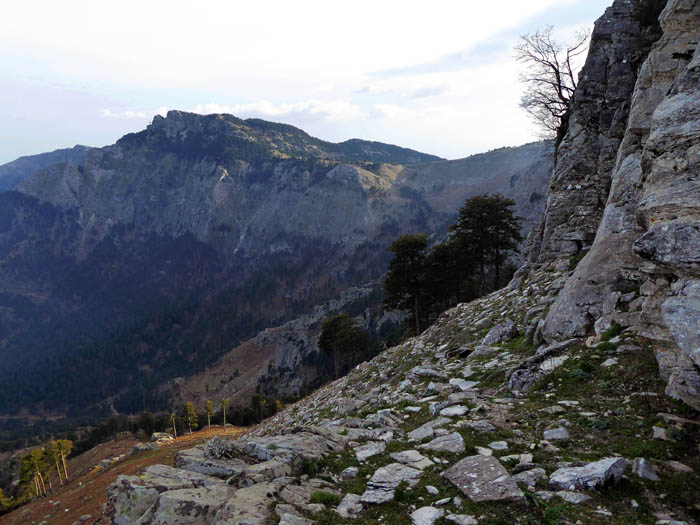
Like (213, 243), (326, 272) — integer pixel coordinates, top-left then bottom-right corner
(383, 233), (428, 334)
(220, 398), (229, 430)
(450, 194), (522, 293)
(318, 314), (370, 379)
(182, 402), (198, 436)
(205, 400), (213, 430)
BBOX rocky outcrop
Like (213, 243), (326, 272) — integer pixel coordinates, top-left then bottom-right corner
(538, 0), (700, 409)
(528, 0), (660, 264)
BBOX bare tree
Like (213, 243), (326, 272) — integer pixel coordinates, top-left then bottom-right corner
(515, 26), (590, 140)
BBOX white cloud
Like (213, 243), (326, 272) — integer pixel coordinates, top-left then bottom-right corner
(98, 108), (147, 119)
(190, 100), (362, 122)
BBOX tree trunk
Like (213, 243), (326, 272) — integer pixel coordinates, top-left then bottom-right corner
(207, 414), (211, 430)
(334, 348), (339, 379)
(188, 423), (192, 437)
(55, 458), (64, 485)
(172, 418), (177, 438)
(414, 295), (420, 335)
(60, 450), (69, 481)
(223, 408), (226, 431)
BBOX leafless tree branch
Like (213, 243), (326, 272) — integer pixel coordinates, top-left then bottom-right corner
(515, 26), (590, 139)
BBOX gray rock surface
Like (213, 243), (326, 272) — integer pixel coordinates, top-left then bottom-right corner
(442, 455), (525, 503)
(411, 506), (445, 525)
(537, 0), (700, 409)
(420, 433), (466, 454)
(336, 493), (363, 518)
(480, 321), (518, 345)
(361, 463), (423, 504)
(549, 457), (629, 490)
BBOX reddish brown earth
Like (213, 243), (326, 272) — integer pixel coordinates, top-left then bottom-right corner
(0, 426), (244, 525)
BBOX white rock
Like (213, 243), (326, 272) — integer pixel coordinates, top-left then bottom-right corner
(440, 405), (469, 417)
(411, 506), (445, 525)
(543, 427), (569, 441)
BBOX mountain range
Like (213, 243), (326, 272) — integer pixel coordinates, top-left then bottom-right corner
(0, 113), (552, 437)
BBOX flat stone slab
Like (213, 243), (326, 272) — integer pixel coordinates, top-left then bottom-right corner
(389, 450), (434, 470)
(174, 447), (248, 478)
(543, 427), (569, 441)
(361, 463), (423, 504)
(408, 417), (451, 441)
(549, 457), (628, 491)
(449, 378), (479, 391)
(420, 432), (465, 454)
(151, 485), (235, 524)
(410, 366), (448, 379)
(442, 455), (525, 503)
(556, 491), (592, 504)
(354, 441), (386, 462)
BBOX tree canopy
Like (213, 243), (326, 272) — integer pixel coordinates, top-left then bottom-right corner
(318, 314), (371, 379)
(383, 194), (522, 334)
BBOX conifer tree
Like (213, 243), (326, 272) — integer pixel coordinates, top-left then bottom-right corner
(220, 398), (229, 430)
(205, 400), (213, 430)
(183, 402), (198, 436)
(383, 233), (428, 334)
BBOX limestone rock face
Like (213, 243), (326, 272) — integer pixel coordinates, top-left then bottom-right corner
(536, 0), (700, 408)
(528, 0), (658, 264)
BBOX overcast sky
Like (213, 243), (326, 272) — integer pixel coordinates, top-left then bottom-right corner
(0, 0), (612, 164)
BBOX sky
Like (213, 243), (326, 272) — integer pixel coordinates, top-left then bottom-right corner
(0, 0), (612, 164)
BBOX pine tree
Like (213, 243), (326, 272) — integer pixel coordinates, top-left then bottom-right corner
(318, 314), (370, 379)
(383, 233), (429, 334)
(183, 402), (198, 436)
(205, 400), (213, 430)
(221, 398), (229, 430)
(450, 194), (522, 293)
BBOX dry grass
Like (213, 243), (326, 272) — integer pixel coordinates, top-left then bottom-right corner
(0, 426), (244, 525)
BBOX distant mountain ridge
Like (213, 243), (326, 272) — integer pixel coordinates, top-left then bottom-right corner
(0, 111), (552, 436)
(0, 145), (90, 191)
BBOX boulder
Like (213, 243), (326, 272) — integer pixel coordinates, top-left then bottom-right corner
(336, 493), (363, 518)
(214, 481), (277, 524)
(354, 441), (386, 462)
(549, 457), (629, 490)
(361, 463), (423, 504)
(411, 506), (445, 525)
(408, 417), (451, 441)
(148, 485), (235, 524)
(480, 321), (518, 345)
(543, 427), (569, 441)
(389, 450), (434, 470)
(420, 433), (465, 454)
(632, 458), (659, 481)
(105, 465), (226, 524)
(442, 455), (525, 503)
(512, 468), (547, 489)
(174, 447), (248, 479)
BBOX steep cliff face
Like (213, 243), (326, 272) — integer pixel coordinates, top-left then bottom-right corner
(538, 0), (700, 409)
